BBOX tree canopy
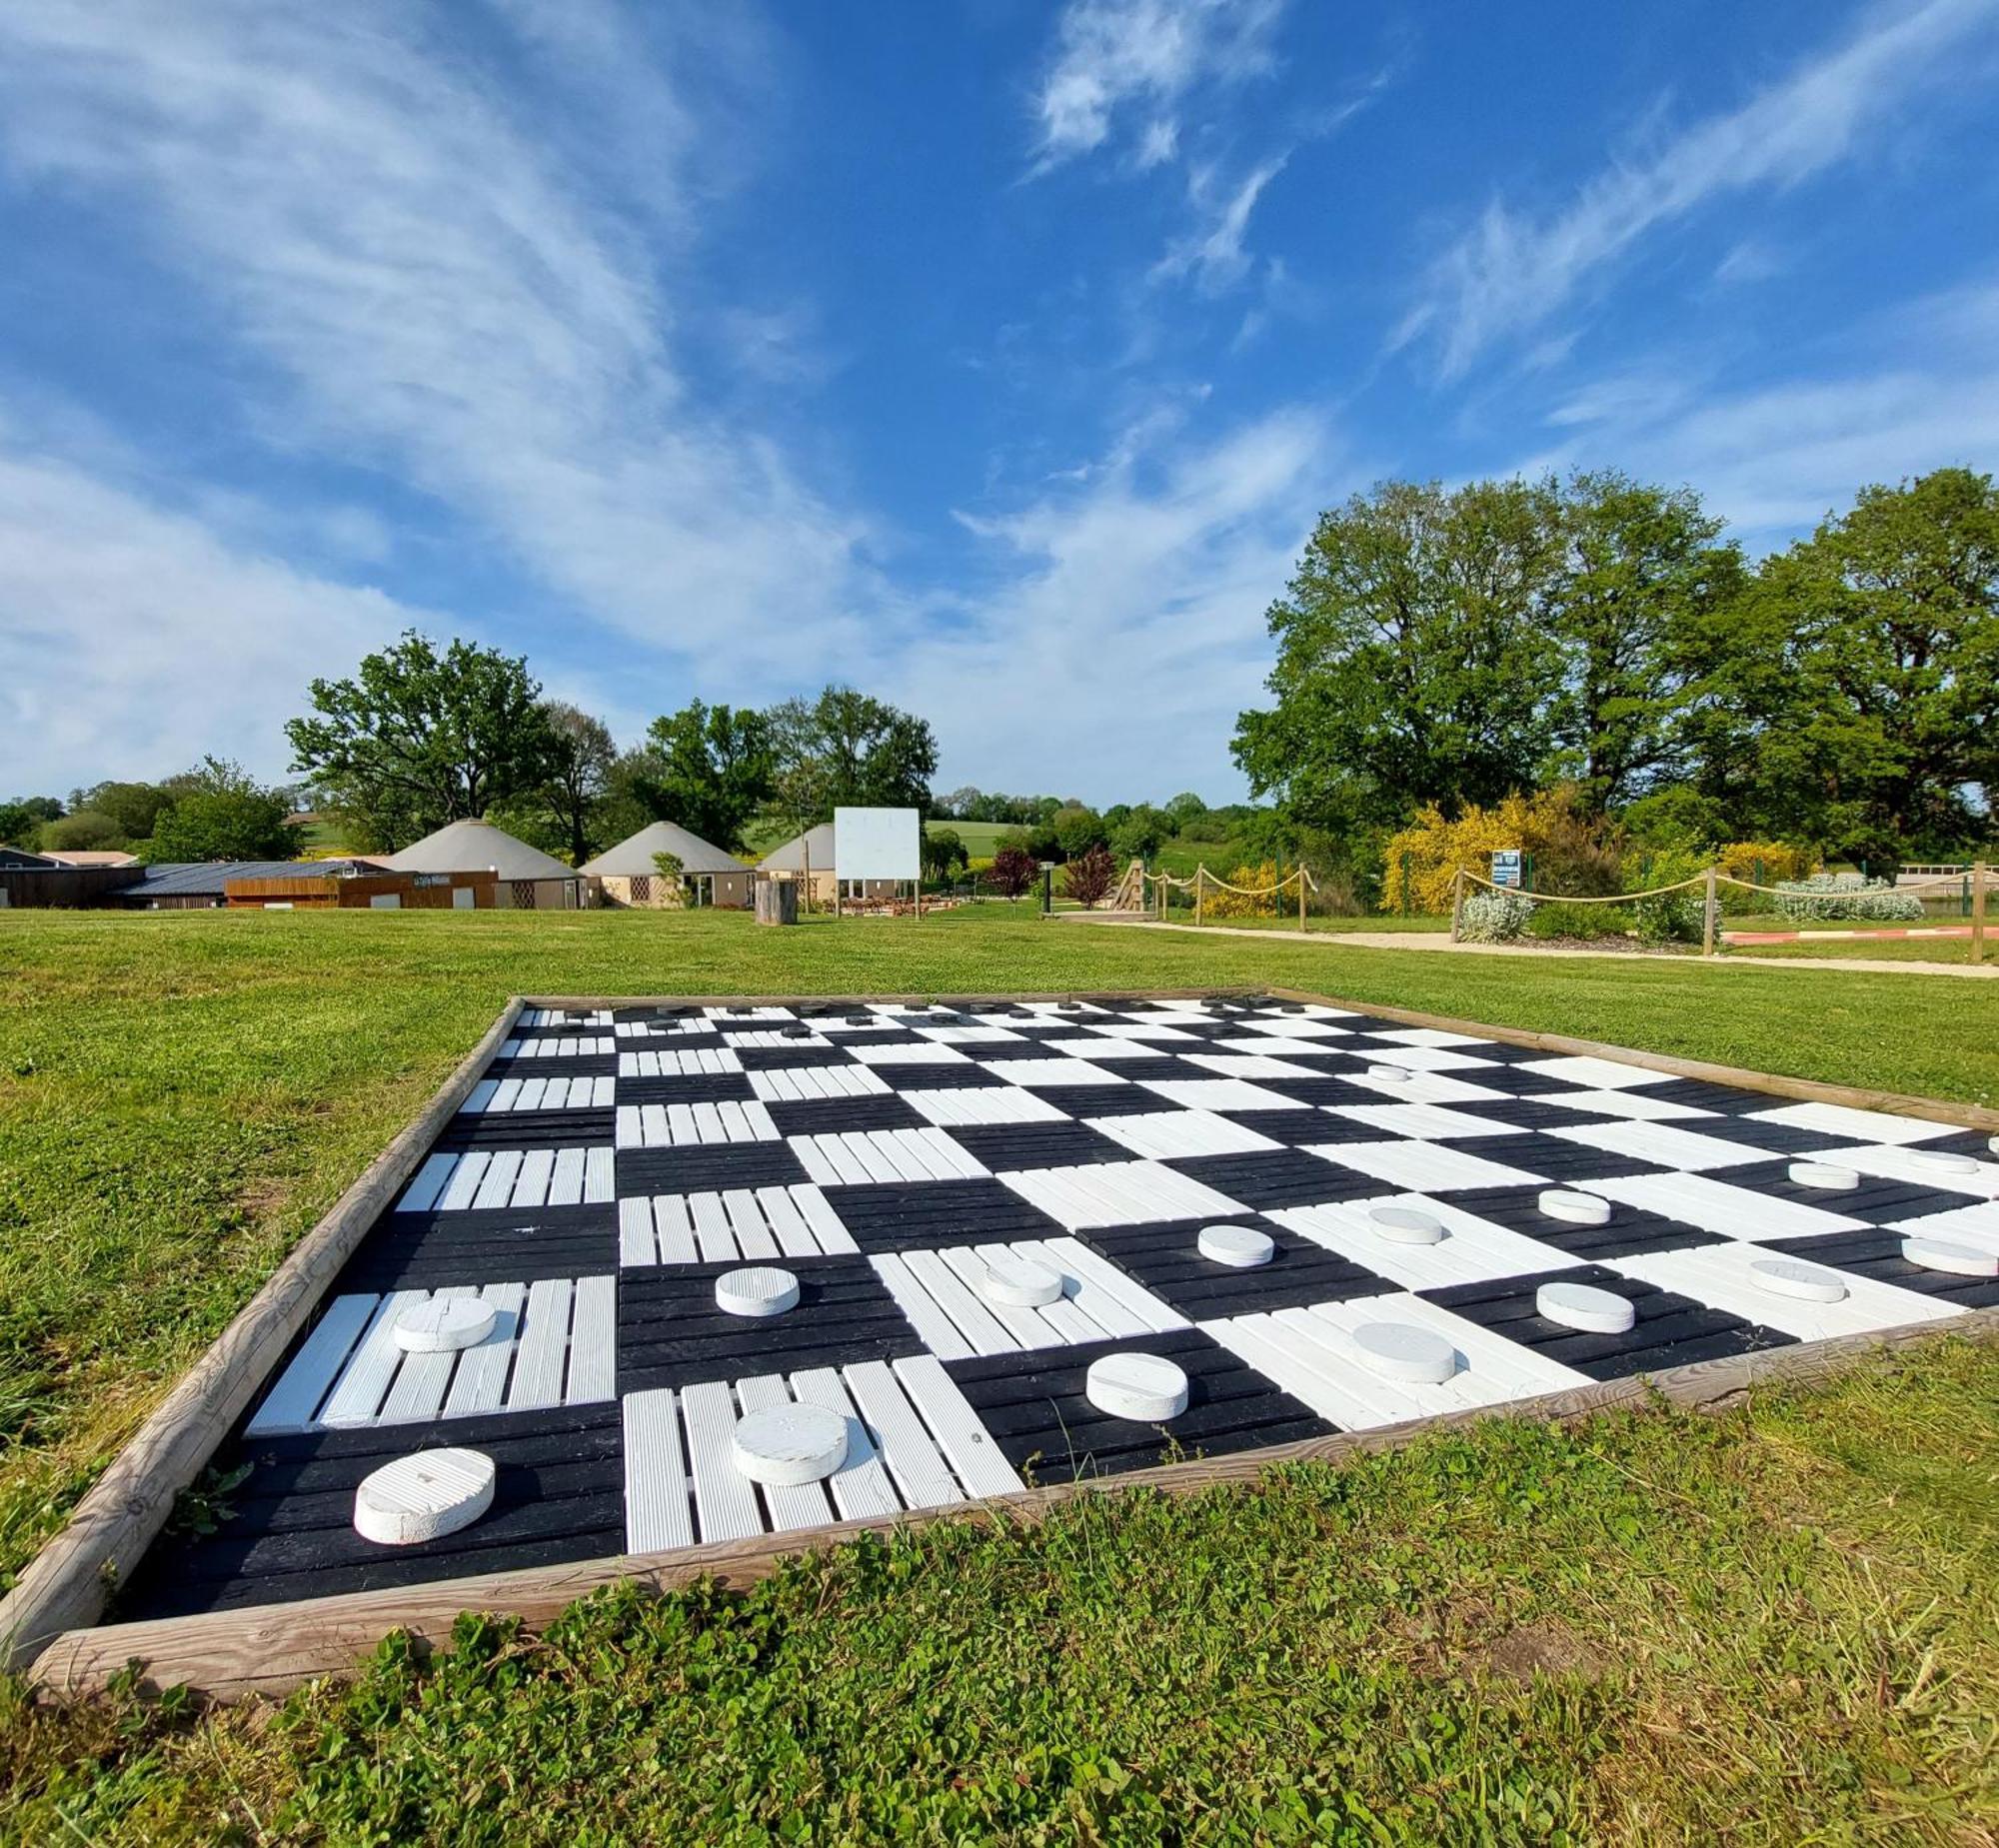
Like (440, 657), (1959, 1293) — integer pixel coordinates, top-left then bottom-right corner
(146, 759), (293, 863)
(765, 687), (938, 835)
(635, 701), (775, 852)
(286, 632), (556, 851)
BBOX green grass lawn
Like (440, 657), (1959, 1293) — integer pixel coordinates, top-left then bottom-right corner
(2, 903), (1995, 1840)
(4, 1340), (1994, 1843)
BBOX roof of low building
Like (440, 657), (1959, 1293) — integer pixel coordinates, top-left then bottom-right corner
(580, 821), (747, 878)
(0, 846), (59, 870)
(757, 822), (837, 873)
(119, 860), (371, 898)
(384, 819), (576, 880)
(39, 850), (141, 868)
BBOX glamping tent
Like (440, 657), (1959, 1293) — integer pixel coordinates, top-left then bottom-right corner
(386, 819), (588, 909)
(581, 821), (751, 909)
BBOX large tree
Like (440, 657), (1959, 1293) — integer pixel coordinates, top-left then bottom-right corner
(1680, 468), (1999, 860)
(69, 780), (176, 845)
(765, 687), (939, 835)
(1549, 471), (1745, 813)
(539, 703), (618, 865)
(637, 700), (775, 851)
(1232, 478), (1569, 830)
(147, 758), (294, 863)
(286, 633), (556, 850)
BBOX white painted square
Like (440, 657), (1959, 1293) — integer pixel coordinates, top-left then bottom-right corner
(1001, 1161), (1248, 1228)
(1588, 1171), (1866, 1242)
(1610, 1241), (1960, 1341)
(1274, 1194), (1581, 1289)
(1302, 1139), (1543, 1194)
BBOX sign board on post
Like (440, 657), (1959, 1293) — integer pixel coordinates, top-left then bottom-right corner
(1490, 850), (1523, 890)
(833, 808), (920, 884)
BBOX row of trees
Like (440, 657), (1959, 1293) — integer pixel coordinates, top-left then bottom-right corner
(0, 760), (296, 863)
(283, 636), (941, 860)
(1233, 467), (1998, 868)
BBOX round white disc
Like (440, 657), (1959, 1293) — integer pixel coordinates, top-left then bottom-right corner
(1350, 1321), (1457, 1384)
(715, 1266), (801, 1318)
(731, 1404), (849, 1485)
(1085, 1352), (1189, 1422)
(1910, 1147), (1980, 1175)
(1367, 1063), (1413, 1083)
(1535, 1281), (1635, 1334)
(1750, 1257), (1849, 1302)
(1789, 1161), (1860, 1190)
(1900, 1236), (1999, 1278)
(1368, 1204), (1445, 1244)
(1538, 1188), (1611, 1226)
(354, 1447), (495, 1546)
(393, 1297), (497, 1354)
(981, 1252), (1063, 1306)
(1197, 1223), (1276, 1268)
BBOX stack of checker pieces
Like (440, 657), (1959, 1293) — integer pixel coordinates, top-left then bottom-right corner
(125, 994), (1998, 1623)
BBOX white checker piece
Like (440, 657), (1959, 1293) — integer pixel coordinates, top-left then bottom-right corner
(1002, 1160), (1248, 1229)
(619, 1185), (856, 1265)
(1588, 1170), (1866, 1241)
(870, 1238), (1182, 1359)
(1814, 1143), (1999, 1198)
(1610, 1242), (1963, 1342)
(1275, 1194), (1585, 1289)
(622, 1356), (1022, 1551)
(1207, 1294), (1586, 1431)
(248, 1276), (616, 1435)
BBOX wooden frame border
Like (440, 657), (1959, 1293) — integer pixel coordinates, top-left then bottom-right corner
(0, 1000), (526, 1673)
(12, 982), (1996, 1700)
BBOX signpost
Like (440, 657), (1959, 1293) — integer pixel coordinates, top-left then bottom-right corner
(1490, 849), (1522, 891)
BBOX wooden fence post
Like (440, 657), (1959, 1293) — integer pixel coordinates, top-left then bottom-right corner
(1973, 862), (1987, 966)
(1702, 865), (1718, 957)
(1450, 868), (1465, 942)
(1193, 868), (1204, 927)
(1297, 870), (1306, 931)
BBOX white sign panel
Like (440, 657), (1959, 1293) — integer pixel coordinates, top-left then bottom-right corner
(1490, 850), (1522, 890)
(835, 807), (920, 882)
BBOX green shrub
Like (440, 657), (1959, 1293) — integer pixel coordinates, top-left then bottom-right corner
(1625, 848), (1707, 943)
(1773, 875), (1925, 922)
(1457, 891), (1532, 941)
(1525, 900), (1632, 939)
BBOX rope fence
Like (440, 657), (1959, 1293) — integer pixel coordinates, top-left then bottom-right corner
(1447, 862), (1989, 960)
(1140, 863), (1318, 929)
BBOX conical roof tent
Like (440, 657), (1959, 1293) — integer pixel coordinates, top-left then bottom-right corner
(758, 823), (836, 873)
(581, 821), (746, 878)
(385, 818), (575, 880)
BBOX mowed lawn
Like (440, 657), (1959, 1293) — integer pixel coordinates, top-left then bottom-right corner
(2, 904), (1996, 1841)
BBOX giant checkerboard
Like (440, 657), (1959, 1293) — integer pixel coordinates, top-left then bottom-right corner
(125, 994), (1999, 1620)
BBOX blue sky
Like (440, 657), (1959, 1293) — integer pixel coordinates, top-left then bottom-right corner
(2, 0), (1997, 804)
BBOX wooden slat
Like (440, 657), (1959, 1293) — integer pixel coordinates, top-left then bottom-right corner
(507, 1280), (573, 1410)
(618, 1198), (657, 1267)
(790, 1368), (902, 1520)
(244, 1295), (379, 1437)
(319, 1291), (427, 1427)
(623, 1389), (694, 1554)
(892, 1355), (1023, 1498)
(442, 1284), (526, 1417)
(681, 1380), (761, 1543)
(567, 1275), (617, 1404)
(843, 1360), (964, 1510)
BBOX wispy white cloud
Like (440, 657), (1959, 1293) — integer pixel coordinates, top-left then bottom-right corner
(1030, 0), (1287, 171)
(0, 0), (894, 701)
(1151, 156), (1287, 294)
(0, 432), (423, 790)
(901, 405), (1349, 798)
(1399, 0), (1999, 378)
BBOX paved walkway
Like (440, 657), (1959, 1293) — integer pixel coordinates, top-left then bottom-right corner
(1053, 916), (1998, 979)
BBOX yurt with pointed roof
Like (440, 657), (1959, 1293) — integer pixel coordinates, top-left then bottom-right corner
(386, 818), (589, 909)
(581, 821), (752, 910)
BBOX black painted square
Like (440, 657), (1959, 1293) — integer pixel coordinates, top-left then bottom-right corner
(618, 1254), (926, 1392)
(763, 1093), (928, 1136)
(1437, 1185), (1720, 1261)
(618, 1071), (758, 1105)
(1078, 1214), (1396, 1317)
(1762, 1228), (1999, 1309)
(869, 1059), (1010, 1091)
(1720, 1157), (1982, 1226)
(438, 1107), (616, 1152)
(1166, 1148), (1383, 1210)
(812, 1178), (1067, 1251)
(338, 1201), (619, 1292)
(945, 1326), (1335, 1485)
(945, 1119), (1134, 1171)
(1445, 1134), (1663, 1185)
(615, 1141), (810, 1197)
(1419, 1265), (1795, 1379)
